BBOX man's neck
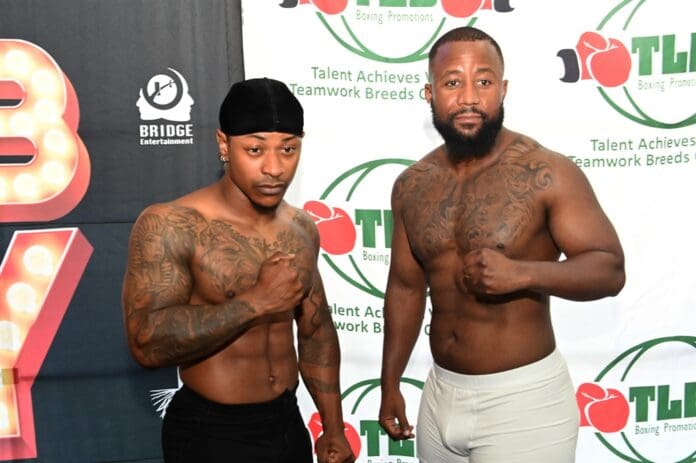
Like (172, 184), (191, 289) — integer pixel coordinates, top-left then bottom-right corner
(445, 127), (513, 175)
(216, 178), (283, 225)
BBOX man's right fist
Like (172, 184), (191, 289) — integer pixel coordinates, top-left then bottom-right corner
(253, 252), (305, 314)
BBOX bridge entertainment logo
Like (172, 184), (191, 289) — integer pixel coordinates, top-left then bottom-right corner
(137, 67), (195, 146)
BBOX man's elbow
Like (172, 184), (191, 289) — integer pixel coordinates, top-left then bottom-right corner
(128, 345), (155, 369)
(602, 276), (624, 298)
(127, 335), (164, 369)
(610, 269), (626, 296)
(606, 256), (626, 297)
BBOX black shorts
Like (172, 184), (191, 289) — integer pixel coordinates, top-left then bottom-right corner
(162, 384), (312, 463)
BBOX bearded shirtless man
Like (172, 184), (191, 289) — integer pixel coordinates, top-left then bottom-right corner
(122, 78), (354, 463)
(378, 27), (625, 463)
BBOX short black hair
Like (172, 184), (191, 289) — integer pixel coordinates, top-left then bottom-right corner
(428, 26), (504, 72)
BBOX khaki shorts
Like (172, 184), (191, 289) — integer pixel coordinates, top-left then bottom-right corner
(417, 349), (579, 463)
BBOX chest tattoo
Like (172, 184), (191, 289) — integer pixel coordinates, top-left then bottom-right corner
(196, 212), (314, 295)
(401, 140), (552, 259)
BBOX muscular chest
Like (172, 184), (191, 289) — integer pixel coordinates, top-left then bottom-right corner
(403, 161), (550, 261)
(190, 220), (314, 302)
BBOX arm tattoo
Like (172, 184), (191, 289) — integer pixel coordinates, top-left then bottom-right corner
(298, 276), (338, 367)
(124, 205), (261, 367)
(302, 376), (339, 394)
(126, 209), (195, 314)
(143, 297), (257, 366)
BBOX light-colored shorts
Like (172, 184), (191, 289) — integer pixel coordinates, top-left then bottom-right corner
(417, 349), (579, 463)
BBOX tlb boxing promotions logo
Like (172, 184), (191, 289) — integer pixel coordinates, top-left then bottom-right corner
(279, 0), (514, 63)
(137, 67), (195, 146)
(303, 159), (412, 298)
(576, 336), (696, 462)
(307, 377), (424, 462)
(557, 0), (696, 129)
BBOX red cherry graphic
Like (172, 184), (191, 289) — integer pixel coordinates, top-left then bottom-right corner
(312, 0), (348, 15)
(576, 382), (630, 433)
(441, 0), (484, 17)
(304, 200), (356, 255)
(576, 31), (631, 87)
(307, 412), (362, 457)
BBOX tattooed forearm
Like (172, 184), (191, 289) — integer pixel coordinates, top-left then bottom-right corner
(308, 291), (332, 329)
(302, 375), (339, 394)
(298, 334), (339, 367)
(128, 297), (257, 368)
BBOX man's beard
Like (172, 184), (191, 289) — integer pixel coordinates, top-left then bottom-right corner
(431, 103), (504, 162)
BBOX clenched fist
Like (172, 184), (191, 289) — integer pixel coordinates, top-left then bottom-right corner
(459, 248), (525, 295)
(248, 252), (306, 315)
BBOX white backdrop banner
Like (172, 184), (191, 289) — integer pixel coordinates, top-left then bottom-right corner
(241, 1), (696, 461)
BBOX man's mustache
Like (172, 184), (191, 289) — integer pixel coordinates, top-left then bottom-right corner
(448, 108), (486, 121)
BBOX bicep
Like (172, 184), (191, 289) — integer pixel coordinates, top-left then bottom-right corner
(546, 162), (623, 258)
(386, 201), (427, 295)
(122, 210), (193, 326)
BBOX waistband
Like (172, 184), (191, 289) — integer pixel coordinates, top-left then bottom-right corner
(173, 383), (299, 416)
(432, 348), (568, 389)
